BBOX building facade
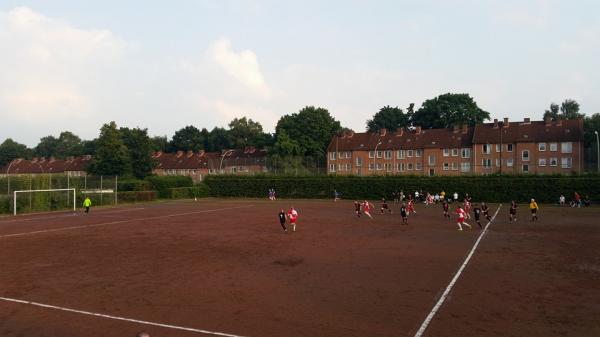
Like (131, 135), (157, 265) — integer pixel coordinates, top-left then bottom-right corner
(0, 156), (91, 178)
(327, 118), (584, 176)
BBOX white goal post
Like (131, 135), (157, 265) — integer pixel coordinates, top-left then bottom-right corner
(13, 188), (76, 216)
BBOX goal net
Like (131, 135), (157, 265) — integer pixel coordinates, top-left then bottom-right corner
(13, 188), (76, 215)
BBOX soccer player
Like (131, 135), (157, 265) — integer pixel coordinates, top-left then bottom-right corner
(278, 209), (287, 233)
(463, 197), (472, 219)
(559, 194), (565, 207)
(362, 200), (374, 219)
(509, 200), (517, 223)
(472, 203), (483, 228)
(334, 190), (340, 202)
(380, 198), (392, 214)
(442, 200), (450, 218)
(456, 206), (472, 231)
(83, 196), (92, 214)
(287, 207), (298, 232)
(481, 202), (492, 221)
(400, 203), (408, 225)
(529, 198), (539, 222)
(354, 200), (362, 217)
(407, 198), (416, 215)
(453, 191), (459, 203)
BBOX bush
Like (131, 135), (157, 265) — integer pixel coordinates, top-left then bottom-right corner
(145, 176), (194, 198)
(203, 174), (600, 203)
(166, 183), (211, 199)
(118, 179), (152, 191)
(117, 191), (157, 203)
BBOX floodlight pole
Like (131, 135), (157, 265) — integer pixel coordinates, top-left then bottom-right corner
(6, 159), (16, 195)
(219, 150), (234, 174)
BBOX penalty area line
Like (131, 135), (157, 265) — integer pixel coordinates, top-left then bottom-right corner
(0, 296), (248, 337)
(0, 205), (255, 240)
(412, 204), (502, 337)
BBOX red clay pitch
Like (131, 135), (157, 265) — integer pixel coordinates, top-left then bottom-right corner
(0, 199), (598, 337)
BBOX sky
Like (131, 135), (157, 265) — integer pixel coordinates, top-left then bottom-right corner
(0, 0), (598, 147)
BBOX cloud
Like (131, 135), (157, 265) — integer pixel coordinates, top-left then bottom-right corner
(494, 0), (552, 30)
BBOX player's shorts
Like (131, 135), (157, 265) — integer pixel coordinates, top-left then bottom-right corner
(531, 209), (537, 214)
(510, 209), (516, 215)
(382, 204), (389, 209)
(458, 217), (465, 222)
(290, 217), (297, 223)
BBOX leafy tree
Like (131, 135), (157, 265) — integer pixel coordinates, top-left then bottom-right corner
(87, 122), (131, 176)
(54, 131), (84, 158)
(543, 103), (560, 121)
(120, 127), (156, 179)
(82, 139), (97, 155)
(274, 106), (342, 157)
(270, 130), (301, 156)
(150, 136), (168, 152)
(169, 125), (204, 152)
(207, 127), (232, 152)
(34, 135), (59, 158)
(0, 138), (32, 167)
(366, 105), (411, 132)
(412, 93), (490, 128)
(543, 99), (584, 121)
(228, 117), (265, 148)
(200, 128), (210, 151)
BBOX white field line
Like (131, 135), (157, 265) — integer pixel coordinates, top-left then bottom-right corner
(0, 208), (146, 224)
(0, 296), (248, 337)
(0, 205), (254, 240)
(413, 204), (502, 337)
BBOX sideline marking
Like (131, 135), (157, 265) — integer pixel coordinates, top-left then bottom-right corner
(0, 296), (248, 337)
(413, 204), (502, 337)
(0, 205), (254, 239)
(0, 208), (146, 224)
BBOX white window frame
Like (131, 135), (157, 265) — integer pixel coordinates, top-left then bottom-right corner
(561, 142), (572, 154)
(356, 156), (362, 166)
(397, 150), (405, 159)
(550, 143), (558, 152)
(376, 150), (383, 158)
(376, 163), (383, 170)
(549, 157), (557, 167)
(346, 163), (351, 171)
(385, 163), (393, 172)
(398, 163), (405, 172)
(416, 162), (422, 170)
(561, 157), (572, 169)
(451, 148), (459, 157)
(415, 149), (422, 157)
(522, 164), (529, 173)
(329, 164), (336, 172)
(461, 148), (471, 158)
(538, 143), (546, 152)
(496, 144), (501, 152)
(369, 151), (375, 158)
(368, 163), (375, 171)
(461, 162), (471, 172)
(496, 158), (500, 167)
(330, 152), (336, 160)
(407, 150), (413, 157)
(384, 150), (392, 159)
(407, 163), (413, 170)
(522, 150), (529, 161)
(507, 144), (513, 152)
(538, 158), (546, 166)
(483, 158), (492, 168)
(443, 162), (449, 171)
(482, 144), (491, 154)
(443, 148), (450, 157)
(451, 162), (459, 171)
(507, 158), (514, 167)
(428, 155), (436, 166)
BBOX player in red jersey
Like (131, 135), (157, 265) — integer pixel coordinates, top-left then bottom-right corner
(456, 206), (472, 231)
(463, 197), (472, 219)
(362, 200), (374, 219)
(287, 207), (299, 232)
(407, 198), (416, 215)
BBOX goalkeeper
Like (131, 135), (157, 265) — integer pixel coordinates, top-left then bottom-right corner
(83, 196), (92, 214)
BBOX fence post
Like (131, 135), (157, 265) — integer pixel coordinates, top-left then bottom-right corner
(115, 175), (118, 205)
(100, 175), (103, 206)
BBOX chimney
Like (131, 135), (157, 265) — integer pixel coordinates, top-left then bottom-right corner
(380, 128), (387, 136)
(198, 150), (205, 157)
(176, 151), (184, 158)
(503, 117), (509, 127)
(523, 118), (530, 124)
(32, 157), (38, 163)
(462, 124), (468, 134)
(153, 151), (163, 158)
(493, 119), (499, 129)
(415, 126), (422, 134)
(187, 150), (194, 158)
(395, 129), (404, 137)
(556, 116), (562, 126)
(545, 116), (552, 126)
(453, 124), (459, 133)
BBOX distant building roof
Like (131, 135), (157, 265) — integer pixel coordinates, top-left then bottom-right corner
(1, 155), (91, 174)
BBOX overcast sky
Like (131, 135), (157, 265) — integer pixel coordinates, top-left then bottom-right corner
(1, 0), (598, 147)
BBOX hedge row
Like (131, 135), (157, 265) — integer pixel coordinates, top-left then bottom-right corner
(144, 176), (194, 198)
(117, 191), (158, 203)
(203, 174), (600, 203)
(167, 185), (211, 199)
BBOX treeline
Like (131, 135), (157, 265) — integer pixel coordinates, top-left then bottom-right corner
(1, 93), (599, 178)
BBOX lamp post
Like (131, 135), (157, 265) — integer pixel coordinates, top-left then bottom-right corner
(498, 121), (504, 175)
(373, 140), (382, 175)
(6, 159), (17, 195)
(595, 131), (599, 173)
(219, 149), (234, 174)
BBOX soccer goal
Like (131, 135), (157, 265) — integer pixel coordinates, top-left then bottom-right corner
(13, 188), (76, 215)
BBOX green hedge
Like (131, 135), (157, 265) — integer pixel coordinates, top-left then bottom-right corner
(144, 176), (194, 198)
(203, 174), (600, 203)
(117, 191), (157, 203)
(118, 179), (152, 191)
(167, 184), (211, 199)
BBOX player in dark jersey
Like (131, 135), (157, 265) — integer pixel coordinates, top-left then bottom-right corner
(480, 202), (492, 221)
(473, 203), (483, 228)
(509, 200), (517, 222)
(278, 209), (287, 233)
(400, 203), (408, 225)
(354, 201), (362, 217)
(381, 198), (392, 214)
(442, 200), (450, 218)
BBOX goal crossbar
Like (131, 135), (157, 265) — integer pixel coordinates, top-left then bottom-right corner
(13, 188), (76, 216)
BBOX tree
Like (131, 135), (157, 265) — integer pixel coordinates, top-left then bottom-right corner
(82, 139), (97, 155)
(207, 127), (232, 152)
(275, 106), (342, 157)
(228, 117), (265, 148)
(54, 131), (84, 158)
(150, 136), (168, 152)
(169, 126), (204, 152)
(366, 105), (411, 132)
(0, 139), (32, 167)
(34, 135), (59, 158)
(412, 93), (490, 129)
(120, 127), (156, 179)
(543, 99), (584, 121)
(543, 103), (560, 121)
(87, 122), (132, 176)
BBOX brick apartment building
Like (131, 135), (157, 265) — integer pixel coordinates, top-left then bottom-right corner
(0, 156), (91, 178)
(327, 117), (584, 176)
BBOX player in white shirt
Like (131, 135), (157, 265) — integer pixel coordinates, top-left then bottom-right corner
(456, 206), (472, 231)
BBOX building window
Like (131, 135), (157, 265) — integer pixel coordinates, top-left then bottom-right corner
(461, 148), (471, 158)
(330, 152), (336, 160)
(369, 151), (374, 158)
(549, 157), (557, 166)
(522, 150), (529, 161)
(483, 159), (492, 168)
(538, 143), (546, 151)
(345, 151), (352, 158)
(482, 144), (491, 154)
(452, 162), (459, 171)
(550, 143), (558, 152)
(384, 150), (392, 159)
(496, 144), (501, 152)
(346, 163), (351, 171)
(443, 162), (449, 171)
(416, 162), (422, 170)
(561, 142), (572, 153)
(377, 151), (383, 158)
(397, 150), (405, 159)
(507, 158), (513, 167)
(338, 164), (344, 171)
(386, 163), (393, 171)
(496, 159), (500, 167)
(415, 149), (422, 157)
(398, 163), (405, 172)
(428, 155), (436, 166)
(452, 148), (459, 156)
(376, 163), (383, 170)
(507, 144), (513, 152)
(356, 156), (362, 166)
(407, 150), (413, 157)
(522, 164), (529, 173)
(407, 163), (413, 170)
(443, 148), (450, 157)
(461, 162), (471, 172)
(561, 157), (572, 168)
(369, 163), (375, 171)
(538, 158), (546, 166)
(329, 164), (336, 172)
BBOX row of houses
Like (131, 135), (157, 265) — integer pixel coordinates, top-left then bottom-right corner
(0, 148), (268, 182)
(327, 117), (584, 176)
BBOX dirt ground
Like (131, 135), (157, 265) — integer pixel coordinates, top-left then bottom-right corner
(0, 199), (598, 337)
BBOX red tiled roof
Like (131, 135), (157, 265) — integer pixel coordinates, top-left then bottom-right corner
(1, 156), (91, 174)
(153, 148), (267, 170)
(472, 119), (583, 144)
